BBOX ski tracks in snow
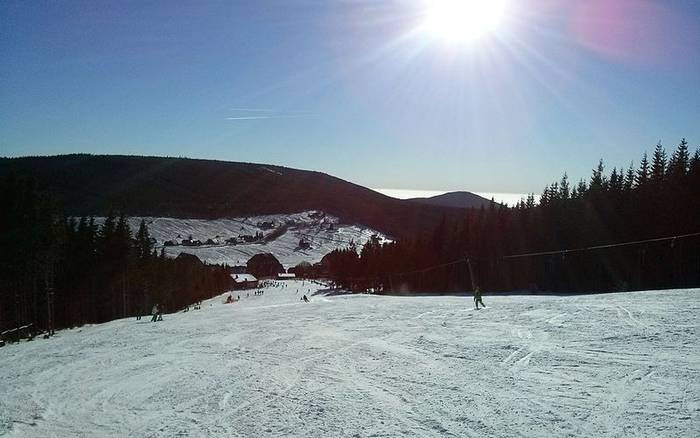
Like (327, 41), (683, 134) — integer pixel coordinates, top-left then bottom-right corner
(1, 286), (699, 437)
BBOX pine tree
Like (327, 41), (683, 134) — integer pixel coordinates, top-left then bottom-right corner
(136, 219), (153, 261)
(635, 152), (650, 187)
(549, 182), (559, 201)
(525, 193), (536, 208)
(559, 173), (570, 200)
(650, 142), (667, 184)
(540, 186), (550, 206)
(609, 167), (623, 193)
(624, 163), (635, 192)
(590, 159), (606, 191)
(667, 138), (690, 180)
(100, 213), (116, 252)
(115, 215), (132, 260)
(690, 148), (700, 176)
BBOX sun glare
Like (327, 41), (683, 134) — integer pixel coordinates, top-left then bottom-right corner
(423, 0), (507, 44)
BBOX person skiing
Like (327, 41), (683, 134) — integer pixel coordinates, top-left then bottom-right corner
(151, 304), (159, 322)
(474, 287), (485, 309)
(302, 295), (310, 303)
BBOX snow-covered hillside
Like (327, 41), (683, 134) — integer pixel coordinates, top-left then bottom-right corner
(99, 211), (390, 268)
(1, 285), (698, 437)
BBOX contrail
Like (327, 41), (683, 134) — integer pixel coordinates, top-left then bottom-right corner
(225, 114), (311, 121)
(225, 116), (278, 120)
(228, 108), (275, 112)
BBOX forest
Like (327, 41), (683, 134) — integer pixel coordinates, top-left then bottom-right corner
(0, 180), (232, 335)
(2, 139), (699, 336)
(322, 140), (700, 294)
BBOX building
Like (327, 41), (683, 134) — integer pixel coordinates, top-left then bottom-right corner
(231, 274), (258, 290)
(277, 273), (296, 280)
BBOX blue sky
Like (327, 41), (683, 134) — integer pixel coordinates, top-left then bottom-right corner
(1, 0), (699, 195)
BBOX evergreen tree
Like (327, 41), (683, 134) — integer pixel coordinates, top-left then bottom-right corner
(549, 182), (560, 201)
(609, 167), (624, 194)
(136, 219), (153, 261)
(100, 212), (117, 260)
(624, 163), (635, 192)
(650, 142), (667, 184)
(635, 152), (650, 187)
(559, 173), (570, 200)
(690, 148), (700, 176)
(668, 138), (690, 180)
(540, 186), (550, 206)
(525, 193), (536, 208)
(590, 159), (606, 191)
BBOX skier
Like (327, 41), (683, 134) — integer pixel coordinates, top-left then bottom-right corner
(474, 287), (485, 309)
(303, 295), (310, 303)
(151, 304), (159, 322)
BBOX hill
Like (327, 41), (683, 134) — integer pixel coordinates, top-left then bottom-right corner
(2, 284), (696, 437)
(0, 154), (464, 238)
(100, 212), (390, 268)
(408, 191), (492, 209)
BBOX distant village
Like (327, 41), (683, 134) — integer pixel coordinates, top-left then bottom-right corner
(161, 218), (323, 250)
(160, 214), (338, 292)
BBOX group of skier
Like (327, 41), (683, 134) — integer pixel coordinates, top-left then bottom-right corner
(135, 303), (164, 321)
(137, 280), (483, 322)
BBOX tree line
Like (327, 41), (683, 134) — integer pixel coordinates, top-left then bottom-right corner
(323, 139), (700, 293)
(0, 177), (232, 335)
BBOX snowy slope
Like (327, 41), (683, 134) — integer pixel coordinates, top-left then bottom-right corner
(1, 285), (698, 437)
(97, 211), (389, 268)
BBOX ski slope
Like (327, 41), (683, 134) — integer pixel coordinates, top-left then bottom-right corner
(98, 211), (389, 268)
(1, 285), (698, 437)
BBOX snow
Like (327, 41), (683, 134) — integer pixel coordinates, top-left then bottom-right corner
(96, 211), (389, 268)
(1, 285), (698, 437)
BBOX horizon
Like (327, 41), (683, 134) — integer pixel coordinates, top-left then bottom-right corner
(2, 0), (699, 195)
(1, 151), (530, 205)
(372, 188), (529, 206)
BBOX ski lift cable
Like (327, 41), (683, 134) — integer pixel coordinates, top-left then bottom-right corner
(501, 231), (700, 259)
(387, 231), (700, 277)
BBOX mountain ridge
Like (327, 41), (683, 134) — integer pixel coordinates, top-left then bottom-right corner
(0, 154), (468, 238)
(407, 191), (493, 209)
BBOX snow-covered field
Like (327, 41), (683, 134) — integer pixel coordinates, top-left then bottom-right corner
(102, 211), (388, 268)
(1, 284), (698, 437)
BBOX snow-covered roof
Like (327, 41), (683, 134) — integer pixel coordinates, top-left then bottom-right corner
(231, 274), (258, 283)
(277, 273), (296, 278)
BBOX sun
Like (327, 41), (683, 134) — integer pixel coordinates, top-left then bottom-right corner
(422, 0), (508, 44)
